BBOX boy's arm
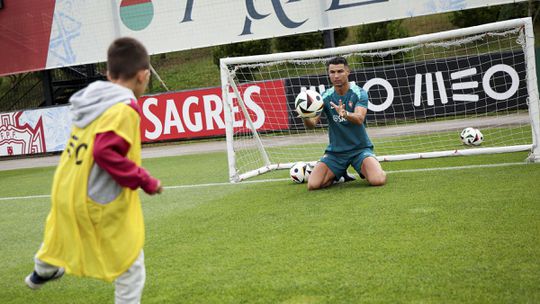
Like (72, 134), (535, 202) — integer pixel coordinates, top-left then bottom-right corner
(93, 131), (162, 194)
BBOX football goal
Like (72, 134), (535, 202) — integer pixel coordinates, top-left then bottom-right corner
(220, 17), (540, 182)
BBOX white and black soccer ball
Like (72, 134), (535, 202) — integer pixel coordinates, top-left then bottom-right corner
(460, 127), (483, 146)
(471, 128), (484, 146)
(295, 89), (324, 118)
(304, 163), (314, 182)
(290, 162), (307, 183)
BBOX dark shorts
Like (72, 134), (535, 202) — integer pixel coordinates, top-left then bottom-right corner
(320, 148), (375, 180)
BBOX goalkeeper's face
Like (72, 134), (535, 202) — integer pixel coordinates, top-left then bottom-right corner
(328, 64), (350, 88)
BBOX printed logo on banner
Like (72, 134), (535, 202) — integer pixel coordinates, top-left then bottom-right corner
(327, 0), (389, 10)
(0, 112), (46, 156)
(240, 0), (308, 35)
(48, 0), (82, 66)
(120, 0), (155, 31)
(284, 51), (527, 123)
(180, 0), (390, 36)
(138, 80), (289, 142)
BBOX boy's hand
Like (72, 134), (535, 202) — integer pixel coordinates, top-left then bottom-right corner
(153, 181), (163, 195)
(142, 177), (163, 195)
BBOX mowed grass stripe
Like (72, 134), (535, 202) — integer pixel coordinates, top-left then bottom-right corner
(0, 161), (532, 201)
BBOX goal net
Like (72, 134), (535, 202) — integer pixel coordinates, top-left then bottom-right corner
(220, 17), (540, 182)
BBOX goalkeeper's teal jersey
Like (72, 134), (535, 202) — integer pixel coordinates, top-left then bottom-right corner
(321, 83), (373, 153)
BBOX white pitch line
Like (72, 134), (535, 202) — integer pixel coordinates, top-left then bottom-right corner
(0, 194), (51, 202)
(0, 162), (534, 202)
(383, 161), (529, 174)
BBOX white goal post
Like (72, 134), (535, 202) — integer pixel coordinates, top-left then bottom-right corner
(220, 17), (540, 183)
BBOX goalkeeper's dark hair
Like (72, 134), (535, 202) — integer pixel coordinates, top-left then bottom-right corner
(326, 56), (348, 68)
(107, 37), (149, 80)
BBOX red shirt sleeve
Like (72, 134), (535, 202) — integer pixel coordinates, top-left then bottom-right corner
(93, 131), (160, 194)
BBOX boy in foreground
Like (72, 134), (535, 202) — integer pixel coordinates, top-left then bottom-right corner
(25, 37), (163, 304)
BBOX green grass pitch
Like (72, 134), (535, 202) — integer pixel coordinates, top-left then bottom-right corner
(0, 151), (539, 303)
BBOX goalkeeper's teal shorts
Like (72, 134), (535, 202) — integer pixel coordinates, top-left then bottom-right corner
(320, 148), (375, 180)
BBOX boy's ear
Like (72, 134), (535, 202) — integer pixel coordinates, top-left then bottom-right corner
(145, 69), (151, 81)
(106, 71), (112, 81)
(137, 69), (150, 83)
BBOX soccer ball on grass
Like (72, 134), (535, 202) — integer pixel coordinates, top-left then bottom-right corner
(304, 163), (314, 181)
(460, 127), (484, 146)
(290, 162), (314, 184)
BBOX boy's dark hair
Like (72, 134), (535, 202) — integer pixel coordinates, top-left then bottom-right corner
(107, 37), (149, 80)
(326, 56), (348, 68)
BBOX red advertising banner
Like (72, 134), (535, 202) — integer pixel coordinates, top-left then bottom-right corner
(139, 80), (288, 142)
(0, 1), (55, 76)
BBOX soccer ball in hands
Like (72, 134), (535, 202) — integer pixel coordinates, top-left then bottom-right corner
(295, 90), (324, 118)
(460, 127), (484, 146)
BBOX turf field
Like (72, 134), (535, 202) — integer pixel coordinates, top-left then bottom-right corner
(0, 151), (539, 303)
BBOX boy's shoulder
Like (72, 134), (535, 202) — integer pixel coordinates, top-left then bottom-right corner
(98, 101), (141, 128)
(105, 100), (140, 116)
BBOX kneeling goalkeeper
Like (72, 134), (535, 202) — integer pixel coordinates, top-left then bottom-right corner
(302, 56), (386, 190)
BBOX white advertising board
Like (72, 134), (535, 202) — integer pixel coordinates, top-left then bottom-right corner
(43, 0), (530, 71)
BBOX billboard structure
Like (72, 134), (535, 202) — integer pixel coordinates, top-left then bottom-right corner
(0, 0), (529, 76)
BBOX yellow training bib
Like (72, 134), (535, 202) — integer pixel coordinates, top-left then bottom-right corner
(37, 103), (144, 282)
